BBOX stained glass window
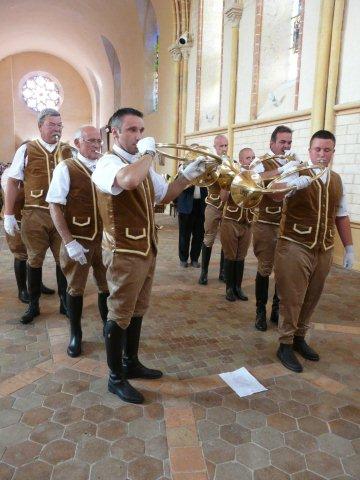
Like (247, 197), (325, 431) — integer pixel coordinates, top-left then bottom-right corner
(21, 73), (62, 112)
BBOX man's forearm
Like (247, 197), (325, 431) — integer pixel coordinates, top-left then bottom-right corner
(4, 178), (20, 215)
(115, 154), (153, 190)
(335, 215), (353, 247)
(161, 174), (189, 204)
(49, 203), (73, 245)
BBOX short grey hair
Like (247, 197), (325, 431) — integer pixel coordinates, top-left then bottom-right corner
(37, 108), (60, 126)
(73, 125), (97, 141)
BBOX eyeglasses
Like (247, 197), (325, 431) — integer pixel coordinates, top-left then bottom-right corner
(82, 138), (104, 146)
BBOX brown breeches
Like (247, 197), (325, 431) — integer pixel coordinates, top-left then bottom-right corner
(102, 249), (156, 329)
(220, 219), (252, 261)
(252, 222), (279, 276)
(275, 239), (333, 344)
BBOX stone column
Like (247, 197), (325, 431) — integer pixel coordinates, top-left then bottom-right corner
(225, 2), (243, 158)
(311, 0), (335, 132)
(325, 0), (346, 133)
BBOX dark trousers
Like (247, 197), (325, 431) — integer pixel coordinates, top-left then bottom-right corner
(178, 200), (205, 263)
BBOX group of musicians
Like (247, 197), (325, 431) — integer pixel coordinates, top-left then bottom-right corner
(1, 107), (355, 403)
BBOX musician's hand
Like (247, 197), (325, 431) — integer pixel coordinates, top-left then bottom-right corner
(343, 245), (355, 269)
(137, 137), (156, 155)
(286, 175), (312, 191)
(278, 159), (302, 174)
(181, 156), (210, 181)
(4, 214), (20, 236)
(65, 240), (89, 265)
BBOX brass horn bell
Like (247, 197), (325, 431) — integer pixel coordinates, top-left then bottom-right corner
(230, 163), (328, 209)
(155, 143), (222, 187)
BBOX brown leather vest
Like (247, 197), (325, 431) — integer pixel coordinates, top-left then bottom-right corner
(257, 156), (283, 225)
(63, 158), (101, 241)
(205, 181), (224, 210)
(279, 170), (343, 250)
(24, 140), (73, 209)
(223, 194), (255, 224)
(95, 151), (157, 255)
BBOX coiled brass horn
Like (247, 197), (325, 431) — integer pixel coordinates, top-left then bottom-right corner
(230, 162), (328, 209)
(155, 143), (222, 187)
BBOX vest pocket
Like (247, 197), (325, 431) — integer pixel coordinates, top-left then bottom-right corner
(30, 189), (44, 198)
(293, 223), (312, 235)
(210, 194), (220, 201)
(125, 227), (146, 240)
(227, 206), (239, 213)
(72, 216), (91, 227)
(265, 206), (281, 214)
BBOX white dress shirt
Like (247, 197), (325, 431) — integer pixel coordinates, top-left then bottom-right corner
(46, 154), (97, 205)
(7, 139), (58, 181)
(91, 144), (168, 204)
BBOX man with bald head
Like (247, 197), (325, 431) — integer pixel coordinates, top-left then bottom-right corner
(198, 134), (228, 285)
(47, 126), (109, 357)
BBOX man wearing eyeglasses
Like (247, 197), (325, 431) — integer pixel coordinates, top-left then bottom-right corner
(47, 126), (109, 358)
(274, 130), (355, 373)
(4, 108), (72, 324)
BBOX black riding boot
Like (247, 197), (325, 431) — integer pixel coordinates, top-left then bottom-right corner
(277, 343), (303, 373)
(56, 265), (68, 316)
(255, 272), (268, 331)
(21, 266), (41, 324)
(14, 258), (29, 303)
(123, 316), (163, 379)
(219, 249), (225, 282)
(105, 320), (144, 404)
(234, 260), (248, 301)
(41, 283), (55, 295)
(198, 245), (212, 285)
(98, 292), (109, 336)
(66, 294), (83, 358)
(293, 336), (319, 361)
(270, 286), (279, 324)
(224, 259), (237, 302)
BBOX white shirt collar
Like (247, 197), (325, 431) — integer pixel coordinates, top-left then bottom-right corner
(38, 138), (57, 152)
(113, 144), (138, 163)
(77, 153), (97, 172)
(268, 149), (287, 166)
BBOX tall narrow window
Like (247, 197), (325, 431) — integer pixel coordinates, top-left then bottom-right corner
(153, 35), (159, 112)
(257, 0), (303, 118)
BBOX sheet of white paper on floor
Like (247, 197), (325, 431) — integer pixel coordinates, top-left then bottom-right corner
(219, 367), (267, 397)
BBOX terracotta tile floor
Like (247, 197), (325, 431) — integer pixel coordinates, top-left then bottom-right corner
(0, 215), (359, 479)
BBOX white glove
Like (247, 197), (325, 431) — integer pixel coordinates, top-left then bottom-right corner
(4, 214), (20, 236)
(286, 175), (312, 190)
(278, 160), (302, 174)
(343, 245), (355, 269)
(65, 240), (89, 265)
(182, 156), (217, 181)
(137, 137), (156, 155)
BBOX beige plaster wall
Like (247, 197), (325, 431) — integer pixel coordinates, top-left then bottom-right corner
(0, 57), (15, 163)
(0, 52), (91, 158)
